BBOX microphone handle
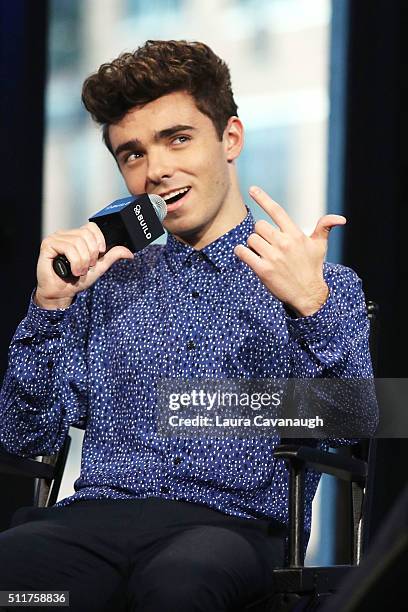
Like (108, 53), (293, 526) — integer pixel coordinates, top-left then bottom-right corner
(53, 255), (75, 280)
(53, 237), (116, 280)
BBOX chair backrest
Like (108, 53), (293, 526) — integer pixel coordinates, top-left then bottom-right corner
(352, 300), (378, 562)
(32, 433), (71, 507)
(325, 299), (379, 565)
(275, 299), (379, 567)
(332, 300), (379, 565)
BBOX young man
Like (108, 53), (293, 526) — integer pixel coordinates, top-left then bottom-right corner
(0, 40), (377, 611)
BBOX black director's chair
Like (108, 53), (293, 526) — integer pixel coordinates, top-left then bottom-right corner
(0, 302), (379, 612)
(241, 438), (377, 612)
(0, 431), (71, 514)
(242, 300), (379, 611)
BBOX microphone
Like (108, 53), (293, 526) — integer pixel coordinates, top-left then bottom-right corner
(52, 193), (167, 280)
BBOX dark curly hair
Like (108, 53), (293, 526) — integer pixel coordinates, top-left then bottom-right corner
(81, 40), (239, 153)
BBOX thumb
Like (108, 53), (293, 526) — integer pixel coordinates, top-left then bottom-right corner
(96, 246), (134, 273)
(310, 214), (347, 241)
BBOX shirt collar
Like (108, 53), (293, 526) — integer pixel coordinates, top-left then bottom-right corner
(164, 207), (254, 272)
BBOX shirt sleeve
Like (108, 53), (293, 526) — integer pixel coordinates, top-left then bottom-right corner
(285, 263), (379, 439)
(0, 289), (92, 457)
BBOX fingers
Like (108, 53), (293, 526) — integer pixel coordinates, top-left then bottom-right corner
(253, 219), (279, 244)
(42, 224), (107, 278)
(85, 222), (106, 253)
(249, 186), (301, 236)
(37, 223), (134, 307)
(96, 246), (134, 275)
(247, 232), (272, 259)
(42, 236), (89, 278)
(234, 244), (266, 277)
(239, 230), (287, 267)
(249, 186), (346, 245)
(57, 233), (96, 270)
(310, 214), (347, 241)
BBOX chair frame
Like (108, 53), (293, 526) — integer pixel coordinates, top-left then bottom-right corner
(243, 300), (379, 610)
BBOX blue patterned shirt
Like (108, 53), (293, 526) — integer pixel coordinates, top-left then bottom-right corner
(0, 209), (376, 536)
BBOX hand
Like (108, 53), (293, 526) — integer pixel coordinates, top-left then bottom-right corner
(234, 186), (346, 317)
(35, 222), (134, 310)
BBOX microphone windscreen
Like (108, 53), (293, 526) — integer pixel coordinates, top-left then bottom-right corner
(148, 194), (167, 222)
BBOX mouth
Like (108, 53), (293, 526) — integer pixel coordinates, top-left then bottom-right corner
(159, 186), (192, 213)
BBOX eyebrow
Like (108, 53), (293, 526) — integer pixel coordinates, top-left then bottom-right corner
(114, 124), (196, 158)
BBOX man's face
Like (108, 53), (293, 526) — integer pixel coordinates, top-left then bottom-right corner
(108, 91), (243, 246)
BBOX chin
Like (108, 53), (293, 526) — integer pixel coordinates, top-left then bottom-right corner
(163, 214), (206, 239)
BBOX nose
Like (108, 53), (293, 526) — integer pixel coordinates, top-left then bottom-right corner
(146, 147), (174, 186)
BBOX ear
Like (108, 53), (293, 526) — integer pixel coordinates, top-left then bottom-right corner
(223, 116), (244, 162)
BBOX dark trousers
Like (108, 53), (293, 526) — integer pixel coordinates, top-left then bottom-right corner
(0, 497), (285, 612)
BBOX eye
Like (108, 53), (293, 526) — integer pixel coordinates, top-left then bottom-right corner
(172, 135), (191, 145)
(123, 151), (143, 164)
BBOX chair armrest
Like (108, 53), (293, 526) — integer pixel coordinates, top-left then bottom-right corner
(0, 435), (71, 507)
(0, 447), (55, 479)
(273, 443), (368, 567)
(273, 444), (367, 485)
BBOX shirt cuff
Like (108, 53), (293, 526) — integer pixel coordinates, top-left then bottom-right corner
(20, 290), (77, 338)
(285, 290), (341, 345)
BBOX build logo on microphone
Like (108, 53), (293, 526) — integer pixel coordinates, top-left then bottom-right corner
(133, 204), (152, 240)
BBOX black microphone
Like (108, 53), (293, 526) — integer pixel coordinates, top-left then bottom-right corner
(52, 193), (167, 280)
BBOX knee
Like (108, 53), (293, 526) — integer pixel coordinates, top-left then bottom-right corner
(132, 559), (230, 611)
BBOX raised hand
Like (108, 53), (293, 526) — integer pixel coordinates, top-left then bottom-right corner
(35, 222), (134, 310)
(234, 186), (346, 317)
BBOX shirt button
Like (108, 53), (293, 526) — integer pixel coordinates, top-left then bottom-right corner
(47, 359), (54, 370)
(191, 291), (200, 299)
(160, 485), (169, 494)
(173, 457), (182, 465)
(187, 340), (196, 350)
(185, 259), (193, 267)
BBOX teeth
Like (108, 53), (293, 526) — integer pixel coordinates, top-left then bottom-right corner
(162, 187), (190, 201)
